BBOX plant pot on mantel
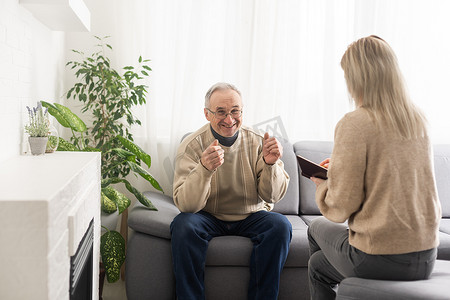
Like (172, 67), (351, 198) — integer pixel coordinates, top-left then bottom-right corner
(29, 136), (48, 155)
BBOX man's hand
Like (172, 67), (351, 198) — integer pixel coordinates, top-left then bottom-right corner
(263, 132), (283, 165)
(200, 139), (224, 171)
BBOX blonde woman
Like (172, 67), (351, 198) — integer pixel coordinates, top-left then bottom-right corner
(307, 36), (441, 299)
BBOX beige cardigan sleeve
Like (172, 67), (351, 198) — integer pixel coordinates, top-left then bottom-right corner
(315, 116), (367, 223)
(172, 149), (214, 213)
(256, 156), (290, 204)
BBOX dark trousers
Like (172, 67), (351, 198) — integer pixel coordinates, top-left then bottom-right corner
(170, 210), (292, 300)
(307, 216), (437, 300)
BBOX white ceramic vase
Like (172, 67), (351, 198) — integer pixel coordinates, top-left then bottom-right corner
(29, 136), (48, 155)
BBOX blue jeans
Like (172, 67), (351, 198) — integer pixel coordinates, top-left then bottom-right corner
(170, 210), (292, 300)
(308, 217), (437, 300)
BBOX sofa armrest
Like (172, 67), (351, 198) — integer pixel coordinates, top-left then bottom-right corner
(128, 191), (180, 239)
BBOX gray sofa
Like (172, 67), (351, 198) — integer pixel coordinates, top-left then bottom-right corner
(125, 140), (450, 300)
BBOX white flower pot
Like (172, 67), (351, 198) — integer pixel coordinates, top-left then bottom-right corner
(29, 136), (48, 155)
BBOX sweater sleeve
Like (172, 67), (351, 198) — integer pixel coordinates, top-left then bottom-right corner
(316, 116), (366, 223)
(172, 150), (214, 213)
(256, 156), (290, 204)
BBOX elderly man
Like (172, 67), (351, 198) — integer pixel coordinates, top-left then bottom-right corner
(170, 82), (292, 300)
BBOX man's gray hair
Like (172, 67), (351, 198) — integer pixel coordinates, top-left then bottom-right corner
(204, 82), (242, 108)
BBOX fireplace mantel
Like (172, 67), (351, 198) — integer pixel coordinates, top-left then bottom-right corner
(0, 152), (101, 300)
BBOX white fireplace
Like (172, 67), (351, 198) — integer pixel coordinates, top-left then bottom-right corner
(0, 152), (101, 300)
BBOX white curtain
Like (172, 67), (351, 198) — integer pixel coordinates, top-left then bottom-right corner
(82, 0), (450, 195)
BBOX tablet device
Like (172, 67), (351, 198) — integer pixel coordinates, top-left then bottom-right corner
(296, 155), (328, 180)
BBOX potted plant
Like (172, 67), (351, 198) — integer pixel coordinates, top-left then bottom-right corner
(25, 101), (50, 155)
(41, 36), (162, 285)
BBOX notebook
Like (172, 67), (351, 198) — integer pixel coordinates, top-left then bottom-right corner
(296, 155), (328, 180)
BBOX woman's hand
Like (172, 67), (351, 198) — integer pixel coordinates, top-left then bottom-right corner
(310, 158), (330, 187)
(310, 176), (325, 187)
(319, 158), (330, 169)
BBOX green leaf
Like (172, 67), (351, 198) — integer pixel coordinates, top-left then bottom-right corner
(138, 56), (142, 63)
(101, 192), (117, 213)
(111, 148), (136, 162)
(101, 230), (125, 283)
(116, 135), (151, 168)
(100, 178), (157, 210)
(53, 103), (87, 132)
(127, 161), (163, 192)
(41, 101), (71, 128)
(47, 135), (59, 150)
(122, 180), (157, 210)
(56, 138), (78, 151)
(42, 101), (88, 134)
(102, 186), (131, 214)
(84, 147), (102, 152)
(101, 177), (123, 188)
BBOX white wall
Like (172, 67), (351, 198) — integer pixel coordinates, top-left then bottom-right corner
(0, 0), (66, 164)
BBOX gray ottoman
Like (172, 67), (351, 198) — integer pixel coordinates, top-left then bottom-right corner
(336, 260), (450, 300)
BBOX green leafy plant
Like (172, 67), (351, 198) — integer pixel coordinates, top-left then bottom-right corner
(66, 35), (152, 181)
(25, 101), (50, 137)
(41, 36), (162, 283)
(46, 135), (59, 152)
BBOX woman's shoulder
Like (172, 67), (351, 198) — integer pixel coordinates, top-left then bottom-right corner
(338, 108), (372, 129)
(333, 109), (379, 144)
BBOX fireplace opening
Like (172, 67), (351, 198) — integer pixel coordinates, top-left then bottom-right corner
(70, 219), (94, 300)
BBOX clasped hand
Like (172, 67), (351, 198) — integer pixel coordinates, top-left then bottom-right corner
(262, 132), (283, 165)
(200, 140), (224, 171)
(200, 133), (283, 171)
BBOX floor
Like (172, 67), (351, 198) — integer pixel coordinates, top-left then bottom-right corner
(102, 278), (127, 300)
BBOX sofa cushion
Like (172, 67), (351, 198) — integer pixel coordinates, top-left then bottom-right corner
(438, 231), (450, 260)
(294, 141), (334, 215)
(434, 145), (450, 217)
(272, 138), (300, 215)
(128, 192), (180, 239)
(284, 215), (311, 267)
(300, 215), (318, 226)
(205, 215), (310, 268)
(441, 218), (450, 235)
(336, 260), (450, 300)
(206, 235), (253, 266)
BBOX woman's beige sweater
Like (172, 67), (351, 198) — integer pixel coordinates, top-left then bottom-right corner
(173, 124), (290, 221)
(316, 108), (441, 255)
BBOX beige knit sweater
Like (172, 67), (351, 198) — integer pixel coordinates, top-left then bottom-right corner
(316, 108), (441, 255)
(173, 124), (290, 221)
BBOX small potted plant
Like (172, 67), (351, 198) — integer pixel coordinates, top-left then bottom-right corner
(25, 101), (50, 155)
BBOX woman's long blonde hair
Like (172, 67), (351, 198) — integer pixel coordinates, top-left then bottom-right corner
(340, 35), (427, 139)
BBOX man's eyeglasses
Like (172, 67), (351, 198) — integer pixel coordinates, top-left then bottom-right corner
(206, 108), (242, 120)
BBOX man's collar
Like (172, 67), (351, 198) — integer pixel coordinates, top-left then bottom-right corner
(210, 125), (239, 147)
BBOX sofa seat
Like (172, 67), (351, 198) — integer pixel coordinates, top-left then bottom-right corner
(336, 259), (450, 300)
(204, 215), (310, 268)
(441, 218), (450, 234)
